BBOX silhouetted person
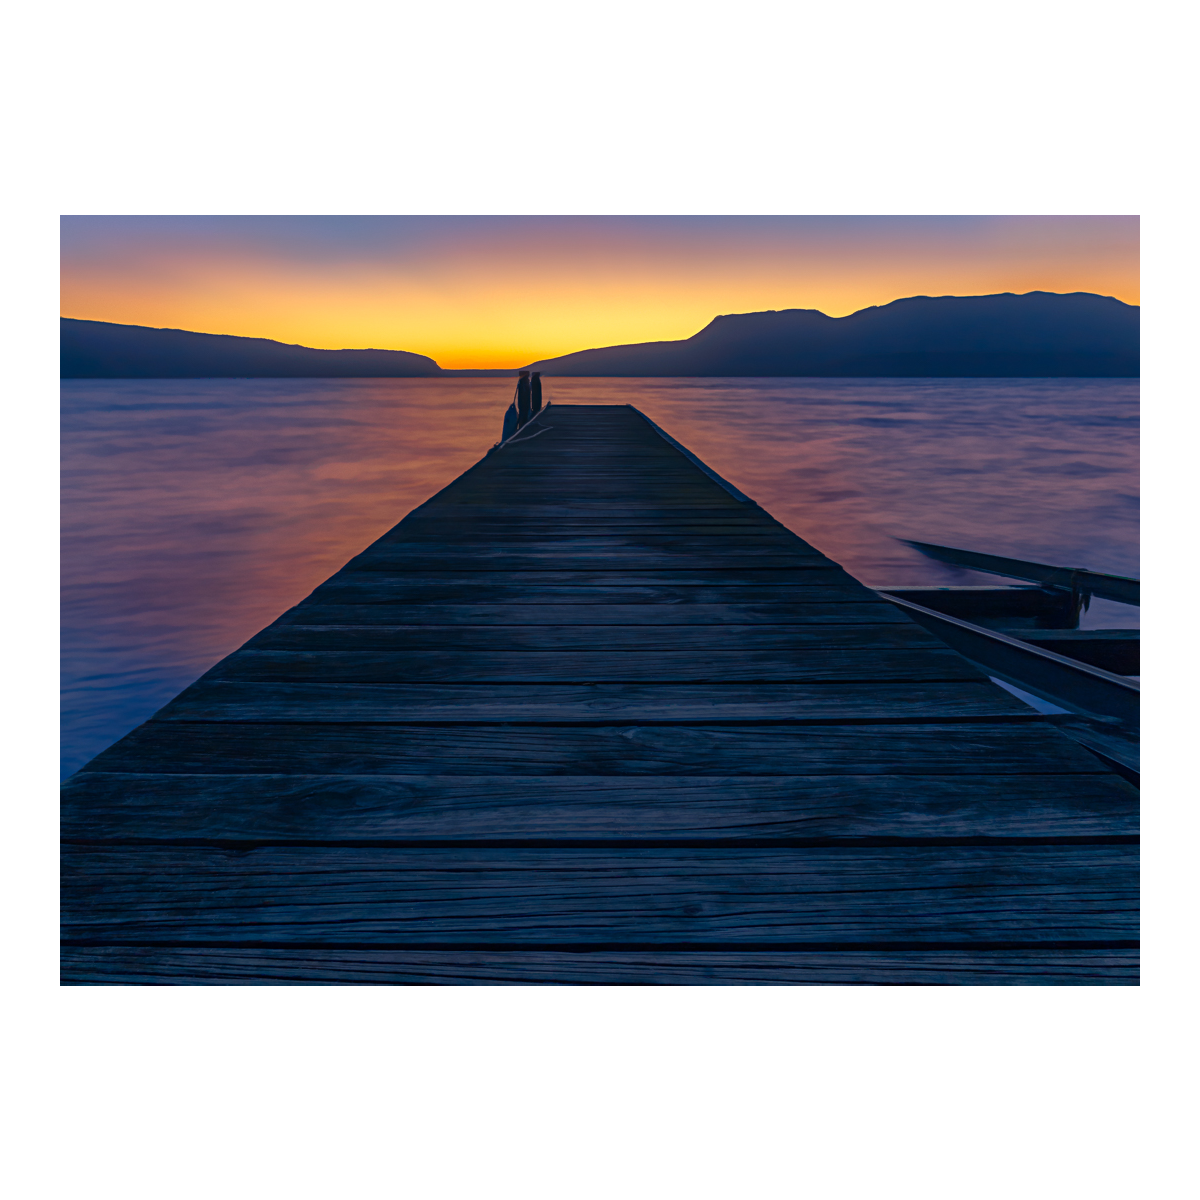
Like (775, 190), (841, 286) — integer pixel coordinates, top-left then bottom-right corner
(516, 370), (532, 427)
(530, 371), (542, 414)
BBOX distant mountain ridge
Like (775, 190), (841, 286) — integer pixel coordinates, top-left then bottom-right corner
(62, 292), (1139, 378)
(61, 318), (442, 378)
(523, 292), (1139, 377)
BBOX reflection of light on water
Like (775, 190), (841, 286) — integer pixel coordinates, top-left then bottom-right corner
(596, 377), (1138, 595)
(61, 376), (1138, 777)
(61, 378), (511, 777)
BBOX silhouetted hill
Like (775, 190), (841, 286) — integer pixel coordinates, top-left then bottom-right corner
(523, 292), (1139, 377)
(61, 318), (442, 377)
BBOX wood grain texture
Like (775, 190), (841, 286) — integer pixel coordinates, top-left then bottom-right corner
(327, 565), (850, 582)
(246, 622), (934, 651)
(61, 773), (1139, 842)
(272, 603), (914, 627)
(300, 580), (877, 605)
(371, 533), (815, 550)
(60, 947), (1139, 985)
(198, 646), (987, 683)
(407, 502), (759, 511)
(397, 508), (776, 518)
(378, 521), (787, 540)
(60, 844), (1138, 946)
(343, 554), (834, 572)
(85, 720), (1109, 776)
(355, 534), (827, 554)
(156, 680), (1033, 723)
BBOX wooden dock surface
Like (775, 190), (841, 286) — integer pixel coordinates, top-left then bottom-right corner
(61, 404), (1139, 984)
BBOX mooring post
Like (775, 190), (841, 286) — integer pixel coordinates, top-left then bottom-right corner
(516, 370), (532, 427)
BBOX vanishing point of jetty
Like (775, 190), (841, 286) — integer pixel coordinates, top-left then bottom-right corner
(61, 404), (1138, 984)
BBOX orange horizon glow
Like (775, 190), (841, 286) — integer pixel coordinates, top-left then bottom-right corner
(61, 216), (1139, 369)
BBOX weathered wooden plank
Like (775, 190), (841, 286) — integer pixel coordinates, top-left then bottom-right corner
(86, 720), (1109, 776)
(361, 535), (821, 554)
(376, 532), (800, 549)
(384, 519), (784, 535)
(60, 772), (1140, 842)
(435, 476), (733, 489)
(300, 581), (877, 606)
(398, 457), (730, 470)
(59, 844), (1139, 946)
(494, 441), (682, 450)
(202, 646), (987, 683)
(461, 465), (719, 475)
(246, 622), (960, 652)
(342, 554), (831, 572)
(156, 680), (1033, 724)
(316, 567), (860, 589)
(421, 517), (768, 530)
(381, 527), (792, 545)
(481, 460), (705, 470)
(439, 473), (730, 488)
(445, 465), (723, 475)
(483, 455), (702, 463)
(401, 506), (760, 519)
(273, 603), (914, 627)
(453, 452), (721, 463)
(384, 529), (790, 545)
(431, 492), (748, 507)
(497, 443), (674, 451)
(501, 444), (679, 453)
(59, 947), (1140, 985)
(438, 488), (738, 499)
(449, 470), (732, 487)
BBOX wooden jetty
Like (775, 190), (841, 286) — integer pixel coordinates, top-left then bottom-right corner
(61, 404), (1139, 985)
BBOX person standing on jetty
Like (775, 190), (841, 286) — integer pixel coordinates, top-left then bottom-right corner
(530, 371), (542, 415)
(516, 370), (532, 428)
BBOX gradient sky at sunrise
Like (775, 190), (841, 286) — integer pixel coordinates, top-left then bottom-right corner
(61, 216), (1139, 369)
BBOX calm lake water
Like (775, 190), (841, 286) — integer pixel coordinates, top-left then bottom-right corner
(61, 377), (1139, 777)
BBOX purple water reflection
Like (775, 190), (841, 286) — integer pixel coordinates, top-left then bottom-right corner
(61, 377), (1138, 776)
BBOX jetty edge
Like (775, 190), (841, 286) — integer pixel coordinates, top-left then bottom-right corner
(61, 403), (1138, 985)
